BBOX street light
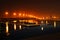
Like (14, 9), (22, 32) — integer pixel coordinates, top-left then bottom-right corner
(19, 13), (21, 16)
(42, 17), (44, 20)
(5, 12), (9, 18)
(5, 12), (8, 15)
(13, 12), (17, 18)
(22, 14), (25, 16)
(52, 16), (56, 19)
(13, 12), (16, 16)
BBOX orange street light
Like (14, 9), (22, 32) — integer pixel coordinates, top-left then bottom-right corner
(53, 16), (56, 19)
(28, 15), (33, 17)
(5, 12), (8, 15)
(38, 18), (42, 20)
(22, 14), (25, 16)
(42, 17), (44, 19)
(46, 17), (49, 19)
(19, 13), (21, 16)
(13, 13), (16, 16)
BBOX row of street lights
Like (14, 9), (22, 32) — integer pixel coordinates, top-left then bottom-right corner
(5, 12), (58, 20)
(5, 12), (40, 19)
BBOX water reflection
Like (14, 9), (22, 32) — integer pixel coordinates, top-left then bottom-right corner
(19, 25), (22, 30)
(41, 27), (44, 31)
(41, 21), (44, 24)
(5, 22), (9, 36)
(46, 21), (48, 24)
(4, 20), (58, 37)
(5, 22), (9, 33)
(54, 21), (56, 28)
(14, 23), (16, 30)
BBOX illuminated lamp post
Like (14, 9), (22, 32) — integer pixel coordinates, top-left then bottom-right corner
(5, 12), (8, 18)
(42, 17), (44, 20)
(19, 13), (21, 17)
(19, 13), (21, 16)
(13, 12), (17, 18)
(22, 14), (25, 17)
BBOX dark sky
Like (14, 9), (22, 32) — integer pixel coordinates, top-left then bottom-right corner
(0, 0), (60, 17)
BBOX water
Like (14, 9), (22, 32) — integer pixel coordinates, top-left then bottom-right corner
(1, 20), (60, 40)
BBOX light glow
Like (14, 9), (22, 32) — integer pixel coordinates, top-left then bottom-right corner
(5, 22), (9, 33)
(54, 21), (56, 28)
(52, 16), (57, 19)
(19, 13), (21, 16)
(14, 23), (16, 30)
(46, 21), (48, 24)
(19, 25), (22, 30)
(41, 21), (44, 24)
(5, 12), (8, 15)
(41, 27), (44, 31)
(13, 20), (17, 22)
(13, 13), (16, 16)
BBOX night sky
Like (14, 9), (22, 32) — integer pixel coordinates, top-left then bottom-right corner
(0, 0), (60, 17)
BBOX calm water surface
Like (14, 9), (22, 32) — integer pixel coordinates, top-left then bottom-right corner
(1, 21), (60, 40)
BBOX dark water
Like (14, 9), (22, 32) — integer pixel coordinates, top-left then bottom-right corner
(1, 21), (60, 40)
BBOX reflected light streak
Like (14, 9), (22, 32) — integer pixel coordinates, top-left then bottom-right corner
(54, 21), (56, 28)
(5, 22), (10, 36)
(23, 14), (25, 16)
(46, 21), (48, 24)
(19, 25), (22, 30)
(14, 23), (16, 30)
(41, 21), (44, 24)
(36, 22), (38, 24)
(5, 22), (9, 33)
(41, 27), (44, 31)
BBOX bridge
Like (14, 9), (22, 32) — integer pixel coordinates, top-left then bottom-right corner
(1, 12), (59, 34)
(0, 17), (60, 26)
(0, 17), (58, 35)
(0, 11), (60, 26)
